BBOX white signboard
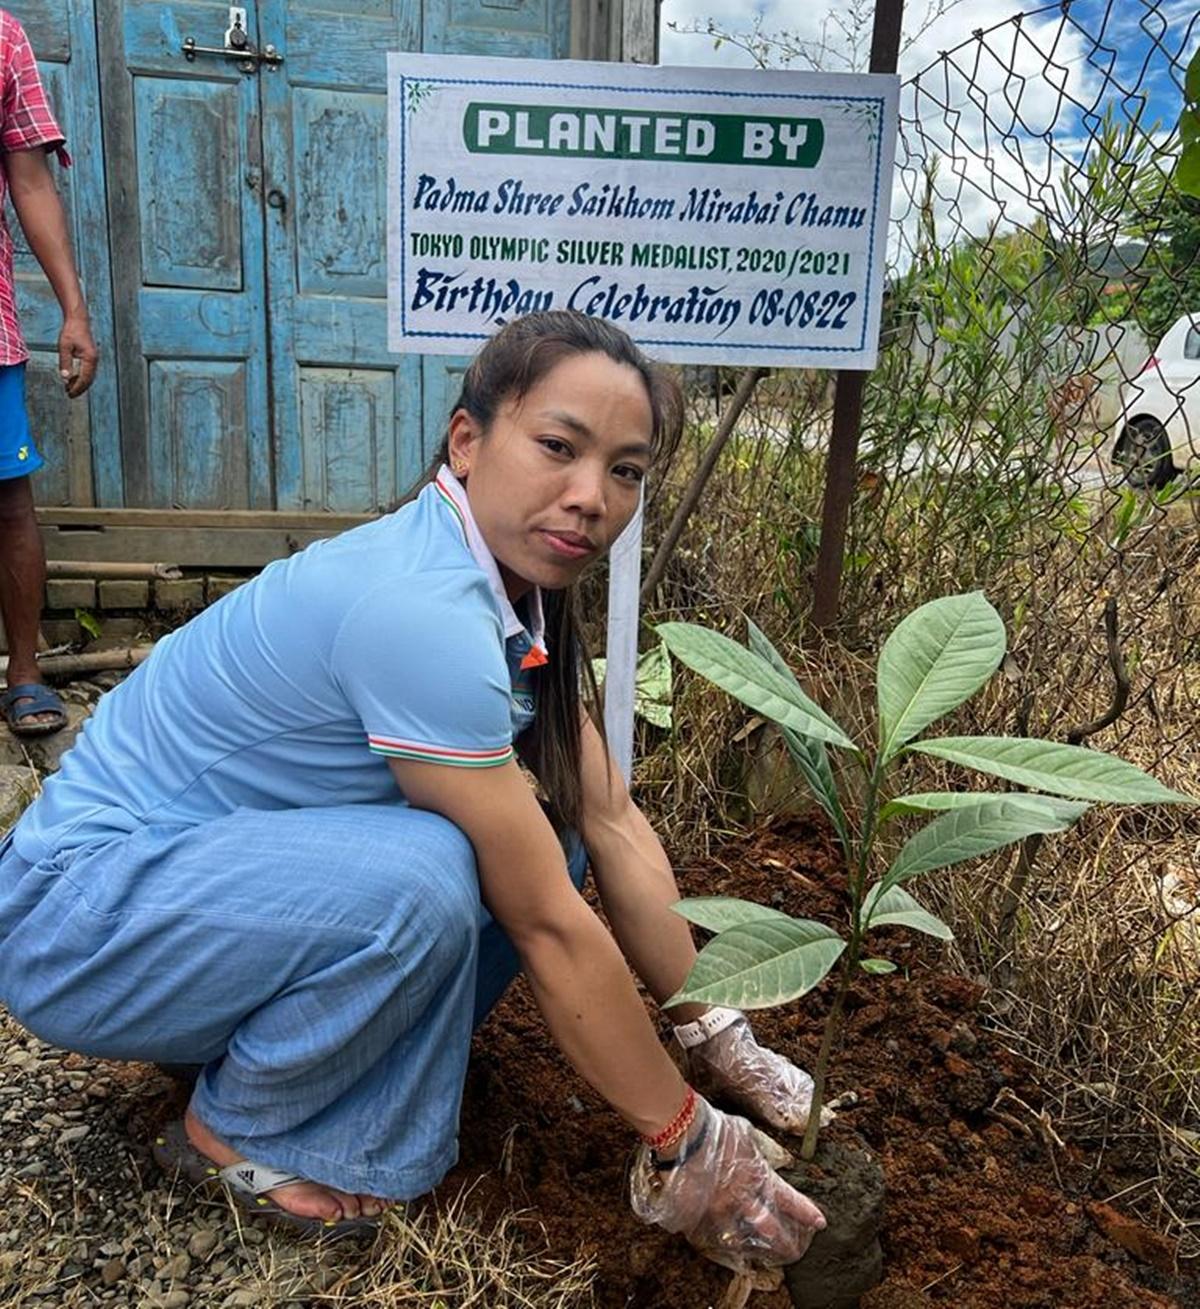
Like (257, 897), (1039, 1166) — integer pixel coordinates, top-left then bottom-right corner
(387, 54), (899, 369)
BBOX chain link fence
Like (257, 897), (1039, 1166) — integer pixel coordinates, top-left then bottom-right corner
(633, 0), (1200, 1252)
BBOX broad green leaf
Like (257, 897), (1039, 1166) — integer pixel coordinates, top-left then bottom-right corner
(877, 592), (1005, 762)
(1187, 45), (1200, 104)
(862, 884), (954, 940)
(879, 795), (1090, 896)
(781, 724), (849, 821)
(1182, 107), (1200, 148)
(666, 918), (846, 1010)
(745, 617), (800, 685)
(911, 736), (1194, 805)
(746, 619), (849, 834)
(1178, 137), (1200, 198)
(657, 622), (856, 750)
(671, 896), (791, 934)
(626, 642), (673, 729)
(593, 641), (673, 729)
(861, 958), (897, 975)
(880, 791), (1089, 824)
(638, 702), (672, 729)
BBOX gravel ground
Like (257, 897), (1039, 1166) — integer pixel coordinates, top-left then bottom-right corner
(0, 1015), (347, 1308)
(0, 1014), (596, 1309)
(0, 677), (344, 1309)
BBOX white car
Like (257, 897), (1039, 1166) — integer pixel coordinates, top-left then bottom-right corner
(1112, 314), (1199, 488)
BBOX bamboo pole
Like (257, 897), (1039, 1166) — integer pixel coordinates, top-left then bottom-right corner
(0, 645), (155, 679)
(44, 561), (182, 581)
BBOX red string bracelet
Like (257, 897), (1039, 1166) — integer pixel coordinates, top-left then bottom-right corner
(641, 1085), (698, 1152)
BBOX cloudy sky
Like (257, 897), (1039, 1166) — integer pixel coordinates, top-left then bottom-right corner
(659, 0), (1197, 244)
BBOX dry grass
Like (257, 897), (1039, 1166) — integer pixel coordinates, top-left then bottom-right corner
(234, 1189), (597, 1309)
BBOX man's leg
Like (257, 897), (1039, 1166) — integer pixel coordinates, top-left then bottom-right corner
(0, 473), (45, 676)
(0, 474), (62, 732)
(0, 473), (59, 725)
(0, 362), (64, 734)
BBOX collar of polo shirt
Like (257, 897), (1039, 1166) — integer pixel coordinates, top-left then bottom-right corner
(434, 466), (547, 660)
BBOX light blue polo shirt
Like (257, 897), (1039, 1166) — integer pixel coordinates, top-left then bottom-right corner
(12, 471), (548, 864)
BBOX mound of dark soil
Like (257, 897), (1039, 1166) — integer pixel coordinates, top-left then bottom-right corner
(447, 819), (1195, 1309)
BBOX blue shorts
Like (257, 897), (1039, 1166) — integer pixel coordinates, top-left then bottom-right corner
(0, 363), (44, 481)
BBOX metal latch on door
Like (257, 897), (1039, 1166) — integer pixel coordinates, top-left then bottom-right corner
(181, 6), (283, 71)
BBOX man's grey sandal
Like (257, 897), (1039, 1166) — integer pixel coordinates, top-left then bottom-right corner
(152, 1119), (380, 1239)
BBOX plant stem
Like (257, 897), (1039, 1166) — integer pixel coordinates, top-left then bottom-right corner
(800, 944), (856, 1162)
(800, 757), (881, 1163)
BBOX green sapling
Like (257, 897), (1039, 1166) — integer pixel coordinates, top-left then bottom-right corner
(657, 592), (1193, 1161)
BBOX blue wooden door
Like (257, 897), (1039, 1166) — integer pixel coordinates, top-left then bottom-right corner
(257, 0), (423, 510)
(258, 0), (570, 512)
(54, 0), (573, 513)
(417, 0), (569, 486)
(101, 1), (272, 508)
(10, 0), (119, 505)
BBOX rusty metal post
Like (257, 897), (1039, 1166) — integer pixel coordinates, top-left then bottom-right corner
(810, 0), (905, 629)
(811, 372), (867, 628)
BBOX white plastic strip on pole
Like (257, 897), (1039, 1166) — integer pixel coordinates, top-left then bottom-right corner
(602, 6), (656, 787)
(603, 496), (643, 783)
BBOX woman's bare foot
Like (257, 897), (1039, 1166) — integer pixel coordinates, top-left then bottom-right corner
(184, 1107), (389, 1222)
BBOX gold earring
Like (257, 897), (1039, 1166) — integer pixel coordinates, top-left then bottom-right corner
(453, 461), (467, 476)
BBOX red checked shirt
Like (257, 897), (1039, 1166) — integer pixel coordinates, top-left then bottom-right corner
(0, 9), (68, 365)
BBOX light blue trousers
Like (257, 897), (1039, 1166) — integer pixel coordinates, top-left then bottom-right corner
(0, 804), (587, 1199)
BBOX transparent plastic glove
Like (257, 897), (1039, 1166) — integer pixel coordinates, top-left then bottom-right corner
(629, 1096), (826, 1272)
(685, 1015), (833, 1134)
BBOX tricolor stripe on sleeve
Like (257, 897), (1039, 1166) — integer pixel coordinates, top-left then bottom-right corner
(368, 735), (513, 767)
